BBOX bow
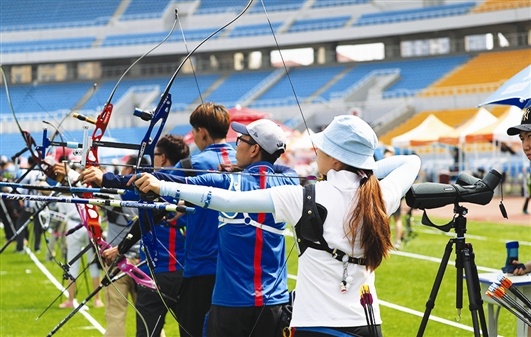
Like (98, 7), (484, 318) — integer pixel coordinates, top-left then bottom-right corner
(38, 15), (185, 334)
(65, 10), (188, 290)
(121, 1), (256, 334)
(0, 67), (57, 183)
(0, 66), (77, 259)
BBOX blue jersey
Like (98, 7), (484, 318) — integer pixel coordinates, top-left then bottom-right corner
(172, 143), (236, 277)
(103, 169), (186, 274)
(185, 161), (299, 307)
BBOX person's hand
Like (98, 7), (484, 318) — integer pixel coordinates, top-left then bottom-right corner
(81, 167), (104, 187)
(52, 162), (69, 183)
(128, 173), (161, 195)
(165, 200), (187, 222)
(219, 163), (243, 172)
(102, 246), (119, 266)
(512, 260), (528, 276)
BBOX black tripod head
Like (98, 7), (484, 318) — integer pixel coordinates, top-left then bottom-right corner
(406, 169), (502, 234)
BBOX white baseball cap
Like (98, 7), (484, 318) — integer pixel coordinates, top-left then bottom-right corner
(231, 119), (287, 155)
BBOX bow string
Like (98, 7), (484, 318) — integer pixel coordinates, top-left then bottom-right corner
(127, 1), (255, 333)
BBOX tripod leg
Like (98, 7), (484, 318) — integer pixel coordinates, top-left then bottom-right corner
(417, 239), (455, 337)
(455, 242), (463, 320)
(462, 243), (489, 337)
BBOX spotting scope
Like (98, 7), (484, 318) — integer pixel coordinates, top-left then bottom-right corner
(405, 169), (502, 210)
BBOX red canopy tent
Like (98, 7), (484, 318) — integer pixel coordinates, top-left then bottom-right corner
(183, 106), (294, 144)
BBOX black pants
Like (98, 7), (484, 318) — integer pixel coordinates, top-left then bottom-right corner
(135, 270), (183, 337)
(294, 326), (383, 337)
(205, 304), (284, 337)
(15, 209), (43, 251)
(0, 199), (17, 240)
(177, 274), (216, 337)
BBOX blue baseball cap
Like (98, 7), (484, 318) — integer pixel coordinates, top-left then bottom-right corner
(312, 115), (378, 170)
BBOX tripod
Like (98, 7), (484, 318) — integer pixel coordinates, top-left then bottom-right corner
(417, 204), (489, 337)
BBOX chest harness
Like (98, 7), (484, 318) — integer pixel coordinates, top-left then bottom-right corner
(296, 184), (366, 293)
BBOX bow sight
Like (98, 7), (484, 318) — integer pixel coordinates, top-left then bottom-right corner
(405, 169), (502, 210)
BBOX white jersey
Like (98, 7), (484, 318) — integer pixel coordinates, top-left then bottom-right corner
(271, 169), (404, 328)
(160, 154), (420, 328)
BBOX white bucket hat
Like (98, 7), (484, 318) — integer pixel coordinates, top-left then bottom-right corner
(312, 115), (378, 170)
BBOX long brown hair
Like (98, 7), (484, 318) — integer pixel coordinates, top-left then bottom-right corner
(344, 170), (393, 271)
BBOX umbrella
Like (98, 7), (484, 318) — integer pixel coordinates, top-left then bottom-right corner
(479, 65), (531, 109)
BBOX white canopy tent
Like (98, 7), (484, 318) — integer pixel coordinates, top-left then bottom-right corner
(465, 105), (523, 144)
(438, 108), (498, 146)
(391, 114), (454, 148)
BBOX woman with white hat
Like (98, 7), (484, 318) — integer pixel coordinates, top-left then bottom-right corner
(133, 115), (421, 337)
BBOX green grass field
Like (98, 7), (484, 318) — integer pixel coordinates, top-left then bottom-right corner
(0, 215), (529, 337)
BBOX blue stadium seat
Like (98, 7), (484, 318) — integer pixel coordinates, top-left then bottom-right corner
(0, 0), (119, 31)
(120, 0), (173, 20)
(287, 16), (352, 33)
(1, 38), (95, 54)
(195, 0), (248, 15)
(354, 2), (476, 26)
(320, 55), (470, 100)
(311, 0), (370, 9)
(204, 70), (274, 108)
(228, 22), (283, 38)
(0, 82), (93, 115)
(82, 74), (221, 113)
(248, 0), (305, 13)
(251, 65), (347, 106)
(102, 28), (219, 47)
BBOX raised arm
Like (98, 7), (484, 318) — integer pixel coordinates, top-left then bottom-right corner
(133, 173), (276, 214)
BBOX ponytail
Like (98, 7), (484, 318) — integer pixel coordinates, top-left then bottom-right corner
(345, 173), (393, 271)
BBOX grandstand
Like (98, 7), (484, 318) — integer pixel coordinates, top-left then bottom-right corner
(1, 0), (530, 180)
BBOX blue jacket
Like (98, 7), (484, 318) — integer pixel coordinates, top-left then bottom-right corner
(103, 167), (186, 275)
(106, 143), (236, 277)
(160, 161), (299, 307)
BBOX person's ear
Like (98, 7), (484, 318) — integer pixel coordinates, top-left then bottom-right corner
(197, 127), (209, 141)
(250, 144), (261, 159)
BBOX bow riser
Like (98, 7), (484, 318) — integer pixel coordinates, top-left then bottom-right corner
(87, 103), (114, 165)
(135, 94), (172, 169)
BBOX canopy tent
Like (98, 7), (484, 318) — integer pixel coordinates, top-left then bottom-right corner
(391, 114), (454, 148)
(464, 105), (523, 144)
(438, 108), (498, 145)
(183, 106), (294, 144)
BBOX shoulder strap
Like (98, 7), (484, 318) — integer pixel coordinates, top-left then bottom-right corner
(179, 157), (196, 177)
(295, 184), (365, 266)
(299, 184), (326, 242)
